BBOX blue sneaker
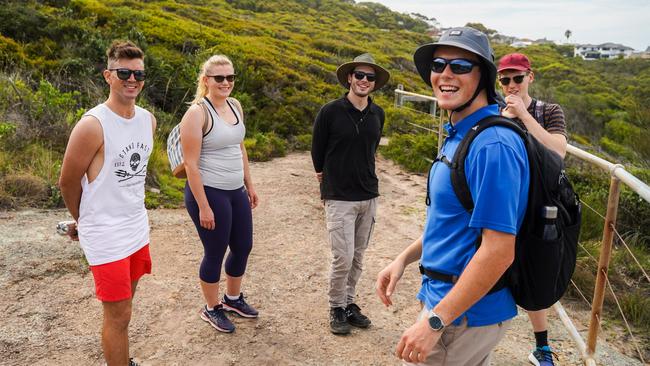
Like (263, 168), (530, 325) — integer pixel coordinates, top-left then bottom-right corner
(221, 293), (259, 318)
(200, 304), (235, 333)
(528, 346), (557, 366)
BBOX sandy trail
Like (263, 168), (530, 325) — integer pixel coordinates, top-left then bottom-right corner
(0, 152), (641, 365)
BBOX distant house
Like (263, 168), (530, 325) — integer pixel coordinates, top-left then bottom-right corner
(510, 40), (532, 48)
(574, 43), (635, 60)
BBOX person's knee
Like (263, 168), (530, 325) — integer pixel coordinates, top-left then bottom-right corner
(103, 301), (132, 330)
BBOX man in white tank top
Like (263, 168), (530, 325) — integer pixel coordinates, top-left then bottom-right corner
(59, 41), (155, 366)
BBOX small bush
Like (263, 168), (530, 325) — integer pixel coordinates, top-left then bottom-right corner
(244, 132), (287, 162)
(381, 133), (437, 173)
(2, 173), (48, 206)
(290, 133), (312, 151)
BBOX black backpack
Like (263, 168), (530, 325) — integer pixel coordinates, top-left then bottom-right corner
(442, 115), (581, 311)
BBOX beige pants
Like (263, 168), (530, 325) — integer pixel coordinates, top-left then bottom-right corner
(324, 198), (377, 308)
(404, 307), (511, 366)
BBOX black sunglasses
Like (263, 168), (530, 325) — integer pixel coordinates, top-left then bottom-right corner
(352, 71), (376, 82)
(431, 58), (478, 75)
(207, 74), (236, 83)
(499, 74), (527, 86)
(109, 68), (146, 81)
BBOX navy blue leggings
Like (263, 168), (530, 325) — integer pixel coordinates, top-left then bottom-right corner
(185, 184), (253, 283)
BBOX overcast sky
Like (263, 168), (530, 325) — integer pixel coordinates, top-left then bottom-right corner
(371, 0), (649, 51)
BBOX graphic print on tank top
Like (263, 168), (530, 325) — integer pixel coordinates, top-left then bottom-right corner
(113, 141), (151, 187)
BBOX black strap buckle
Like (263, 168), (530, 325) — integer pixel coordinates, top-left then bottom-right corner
(418, 263), (458, 284)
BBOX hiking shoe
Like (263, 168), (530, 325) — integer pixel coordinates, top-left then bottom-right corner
(221, 293), (259, 318)
(128, 359), (139, 366)
(329, 307), (351, 335)
(345, 303), (371, 328)
(528, 346), (557, 366)
(200, 304), (235, 333)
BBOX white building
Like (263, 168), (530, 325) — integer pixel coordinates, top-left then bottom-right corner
(574, 43), (635, 60)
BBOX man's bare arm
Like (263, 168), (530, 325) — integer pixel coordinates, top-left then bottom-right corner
(58, 116), (104, 221)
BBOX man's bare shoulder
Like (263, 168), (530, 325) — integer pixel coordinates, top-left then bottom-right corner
(69, 115), (103, 146)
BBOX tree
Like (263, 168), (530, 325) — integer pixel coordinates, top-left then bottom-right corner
(565, 29), (572, 43)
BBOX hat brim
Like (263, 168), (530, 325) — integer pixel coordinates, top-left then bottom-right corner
(413, 41), (500, 105)
(497, 65), (530, 72)
(336, 61), (390, 91)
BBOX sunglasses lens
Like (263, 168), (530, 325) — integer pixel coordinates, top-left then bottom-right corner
(353, 71), (376, 82)
(133, 70), (146, 81)
(366, 74), (376, 82)
(449, 60), (475, 74)
(226, 75), (236, 82)
(431, 58), (447, 73)
(499, 77), (511, 86)
(513, 75), (525, 84)
(115, 69), (130, 80)
(214, 76), (225, 82)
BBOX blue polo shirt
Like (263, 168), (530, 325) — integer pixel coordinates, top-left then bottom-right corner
(416, 104), (530, 327)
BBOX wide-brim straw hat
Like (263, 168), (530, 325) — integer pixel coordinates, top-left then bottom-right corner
(336, 53), (390, 91)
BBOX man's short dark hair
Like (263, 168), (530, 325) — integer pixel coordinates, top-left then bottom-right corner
(106, 40), (144, 66)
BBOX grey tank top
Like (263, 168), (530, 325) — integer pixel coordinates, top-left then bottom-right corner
(198, 97), (246, 190)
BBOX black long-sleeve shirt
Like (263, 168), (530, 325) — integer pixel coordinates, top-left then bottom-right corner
(311, 94), (385, 201)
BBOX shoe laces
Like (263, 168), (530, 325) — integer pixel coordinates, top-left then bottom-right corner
(534, 346), (558, 364)
(332, 307), (347, 322)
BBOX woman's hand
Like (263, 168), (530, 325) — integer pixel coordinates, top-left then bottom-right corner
(247, 187), (259, 209)
(199, 206), (215, 230)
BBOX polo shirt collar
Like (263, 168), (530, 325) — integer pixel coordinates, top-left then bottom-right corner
(444, 104), (499, 138)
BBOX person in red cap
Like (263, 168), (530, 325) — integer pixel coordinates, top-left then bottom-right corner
(498, 52), (567, 158)
(498, 52), (567, 366)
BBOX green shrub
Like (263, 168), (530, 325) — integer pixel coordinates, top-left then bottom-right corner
(381, 133), (437, 173)
(244, 132), (287, 161)
(290, 133), (312, 151)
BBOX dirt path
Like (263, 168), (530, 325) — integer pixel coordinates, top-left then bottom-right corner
(0, 152), (642, 365)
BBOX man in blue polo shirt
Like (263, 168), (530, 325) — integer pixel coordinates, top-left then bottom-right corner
(376, 27), (530, 365)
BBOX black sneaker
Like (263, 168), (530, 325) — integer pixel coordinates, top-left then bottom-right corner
(200, 304), (235, 333)
(329, 307), (351, 335)
(221, 293), (259, 318)
(345, 303), (371, 328)
(128, 358), (139, 366)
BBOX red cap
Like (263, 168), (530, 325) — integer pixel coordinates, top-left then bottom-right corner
(497, 53), (531, 72)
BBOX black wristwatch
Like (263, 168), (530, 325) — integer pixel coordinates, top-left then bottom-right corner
(428, 312), (446, 332)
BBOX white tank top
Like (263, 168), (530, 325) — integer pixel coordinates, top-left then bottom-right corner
(78, 103), (153, 265)
(199, 98), (246, 190)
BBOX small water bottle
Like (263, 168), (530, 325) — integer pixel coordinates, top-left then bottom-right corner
(56, 220), (77, 235)
(541, 206), (558, 240)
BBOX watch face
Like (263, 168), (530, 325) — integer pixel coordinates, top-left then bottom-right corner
(428, 315), (443, 331)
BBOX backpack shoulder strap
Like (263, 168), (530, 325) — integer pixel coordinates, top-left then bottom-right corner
(198, 98), (214, 137)
(450, 115), (527, 212)
(227, 97), (244, 122)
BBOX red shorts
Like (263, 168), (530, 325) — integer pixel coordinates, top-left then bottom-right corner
(89, 244), (152, 302)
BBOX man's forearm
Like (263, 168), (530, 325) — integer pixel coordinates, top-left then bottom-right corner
(59, 182), (82, 221)
(396, 235), (423, 267)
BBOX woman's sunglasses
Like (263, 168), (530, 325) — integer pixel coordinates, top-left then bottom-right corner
(352, 71), (376, 82)
(207, 74), (236, 83)
(499, 74), (527, 86)
(431, 58), (478, 75)
(109, 68), (146, 81)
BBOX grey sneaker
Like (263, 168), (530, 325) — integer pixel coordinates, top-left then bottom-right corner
(128, 358), (139, 366)
(329, 307), (351, 335)
(221, 293), (259, 318)
(200, 304), (235, 333)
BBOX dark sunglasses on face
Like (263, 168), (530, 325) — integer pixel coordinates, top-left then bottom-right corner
(431, 58), (478, 75)
(109, 68), (146, 81)
(207, 74), (236, 83)
(352, 71), (376, 82)
(499, 74), (527, 86)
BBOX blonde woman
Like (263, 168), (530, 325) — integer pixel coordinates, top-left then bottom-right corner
(180, 55), (259, 333)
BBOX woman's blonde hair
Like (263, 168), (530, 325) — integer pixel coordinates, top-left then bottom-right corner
(191, 54), (234, 104)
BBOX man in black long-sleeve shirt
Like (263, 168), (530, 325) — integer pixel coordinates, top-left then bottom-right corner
(311, 53), (389, 335)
